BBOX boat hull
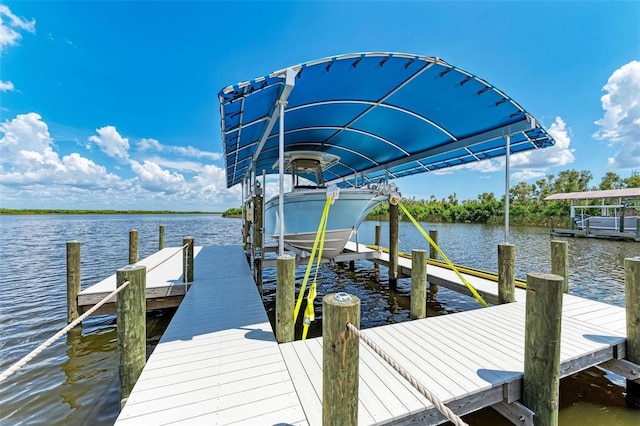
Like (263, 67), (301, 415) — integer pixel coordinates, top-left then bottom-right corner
(264, 188), (387, 259)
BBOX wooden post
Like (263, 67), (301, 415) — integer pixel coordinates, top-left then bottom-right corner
(349, 260), (355, 271)
(183, 236), (194, 283)
(625, 257), (640, 407)
(551, 240), (569, 293)
(116, 265), (146, 403)
(523, 272), (564, 426)
(636, 218), (639, 242)
(620, 207), (625, 232)
(389, 202), (399, 289)
(585, 217), (590, 236)
(428, 229), (438, 260)
(323, 292), (360, 426)
(549, 218), (554, 233)
(66, 241), (81, 323)
(276, 256), (295, 343)
(374, 225), (381, 281)
(253, 194), (264, 286)
(498, 243), (515, 304)
(129, 230), (138, 264)
(158, 225), (165, 250)
(411, 249), (427, 319)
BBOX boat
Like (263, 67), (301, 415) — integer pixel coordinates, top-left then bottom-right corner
(263, 151), (395, 259)
(574, 212), (639, 232)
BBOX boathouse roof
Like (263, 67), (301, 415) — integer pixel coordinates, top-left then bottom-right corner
(218, 52), (556, 188)
(545, 188), (640, 201)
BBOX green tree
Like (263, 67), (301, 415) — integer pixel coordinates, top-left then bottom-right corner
(599, 172), (623, 190)
(623, 171), (640, 188)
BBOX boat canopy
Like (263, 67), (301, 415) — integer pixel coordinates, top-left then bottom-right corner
(544, 188), (640, 201)
(218, 52), (556, 189)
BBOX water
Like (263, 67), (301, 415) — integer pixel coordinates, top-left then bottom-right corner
(0, 215), (638, 425)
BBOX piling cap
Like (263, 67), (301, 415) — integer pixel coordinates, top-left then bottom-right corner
(334, 293), (352, 303)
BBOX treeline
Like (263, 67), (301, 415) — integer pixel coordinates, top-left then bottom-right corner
(222, 207), (242, 218)
(0, 208), (219, 215)
(367, 169), (639, 226)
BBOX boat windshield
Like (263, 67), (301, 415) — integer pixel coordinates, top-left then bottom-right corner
(291, 158), (325, 189)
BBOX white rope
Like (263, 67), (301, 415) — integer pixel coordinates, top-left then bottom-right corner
(0, 243), (191, 383)
(0, 280), (131, 383)
(346, 323), (468, 426)
(147, 243), (189, 274)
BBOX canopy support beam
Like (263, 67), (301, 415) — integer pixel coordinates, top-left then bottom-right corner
(327, 116), (536, 186)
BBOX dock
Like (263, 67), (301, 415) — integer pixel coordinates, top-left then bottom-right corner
(96, 243), (635, 425)
(77, 246), (196, 315)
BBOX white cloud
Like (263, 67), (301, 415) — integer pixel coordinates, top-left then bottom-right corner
(0, 5), (35, 55)
(0, 112), (119, 187)
(594, 60), (640, 169)
(510, 116), (574, 169)
(0, 80), (15, 92)
(130, 159), (186, 192)
(137, 137), (222, 160)
(88, 125), (130, 159)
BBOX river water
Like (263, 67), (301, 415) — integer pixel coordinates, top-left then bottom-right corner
(0, 214), (638, 425)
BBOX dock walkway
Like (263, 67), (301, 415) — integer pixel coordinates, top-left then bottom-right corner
(115, 246), (306, 425)
(111, 244), (628, 425)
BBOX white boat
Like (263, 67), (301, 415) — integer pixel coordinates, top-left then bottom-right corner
(575, 213), (639, 232)
(263, 151), (394, 259)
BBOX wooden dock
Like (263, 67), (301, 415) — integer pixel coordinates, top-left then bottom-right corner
(101, 244), (633, 425)
(78, 246), (197, 315)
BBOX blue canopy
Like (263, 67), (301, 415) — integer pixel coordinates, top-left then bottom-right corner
(218, 52), (555, 188)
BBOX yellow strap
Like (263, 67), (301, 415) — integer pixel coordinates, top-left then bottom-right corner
(294, 196), (333, 323)
(397, 202), (489, 308)
(301, 198), (330, 340)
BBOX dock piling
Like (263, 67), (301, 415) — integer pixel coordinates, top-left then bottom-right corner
(428, 229), (438, 260)
(276, 256), (295, 343)
(253, 194), (263, 286)
(551, 240), (569, 293)
(66, 241), (81, 323)
(411, 249), (427, 319)
(389, 202), (399, 289)
(497, 243), (515, 304)
(323, 292), (360, 426)
(523, 272), (564, 426)
(374, 225), (381, 281)
(625, 257), (640, 407)
(183, 237), (194, 283)
(129, 230), (138, 264)
(116, 265), (147, 404)
(158, 225), (165, 250)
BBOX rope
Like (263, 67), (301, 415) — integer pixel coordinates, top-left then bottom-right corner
(0, 243), (191, 383)
(0, 279), (132, 383)
(346, 323), (468, 426)
(397, 202), (489, 308)
(147, 243), (189, 274)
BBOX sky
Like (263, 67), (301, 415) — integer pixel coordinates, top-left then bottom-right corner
(1, 1), (639, 212)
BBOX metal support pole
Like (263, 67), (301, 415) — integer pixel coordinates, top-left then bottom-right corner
(504, 134), (510, 243)
(278, 101), (285, 256)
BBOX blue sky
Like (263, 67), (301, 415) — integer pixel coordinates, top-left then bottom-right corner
(1, 1), (638, 212)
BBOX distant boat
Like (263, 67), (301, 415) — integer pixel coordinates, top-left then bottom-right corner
(575, 213), (639, 232)
(264, 151), (394, 259)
